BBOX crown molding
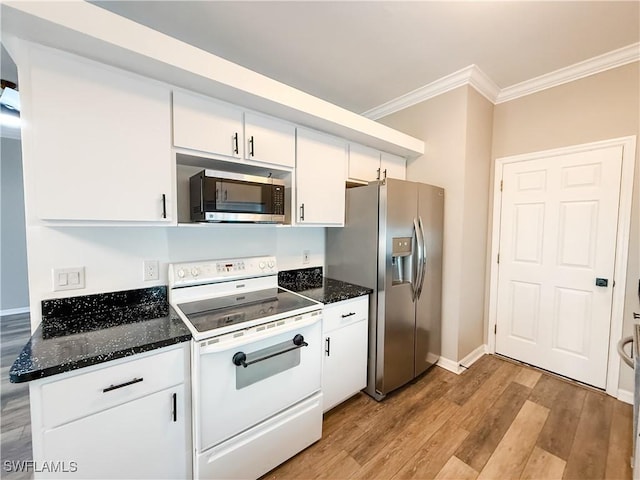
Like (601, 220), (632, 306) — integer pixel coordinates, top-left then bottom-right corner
(496, 42), (640, 104)
(362, 65), (499, 120)
(364, 42), (639, 119)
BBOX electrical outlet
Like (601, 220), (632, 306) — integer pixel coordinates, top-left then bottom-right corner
(303, 250), (310, 265)
(143, 260), (159, 281)
(53, 267), (85, 291)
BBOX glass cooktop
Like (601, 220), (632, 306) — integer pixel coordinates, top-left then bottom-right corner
(177, 288), (318, 333)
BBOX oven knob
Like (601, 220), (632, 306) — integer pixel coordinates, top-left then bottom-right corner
(267, 260), (275, 269)
(259, 261), (266, 269)
(177, 269), (185, 278)
(191, 267), (200, 277)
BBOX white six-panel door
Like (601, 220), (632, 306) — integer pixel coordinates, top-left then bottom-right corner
(495, 145), (623, 389)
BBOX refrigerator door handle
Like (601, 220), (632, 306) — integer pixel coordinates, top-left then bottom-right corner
(417, 216), (427, 298)
(413, 217), (424, 301)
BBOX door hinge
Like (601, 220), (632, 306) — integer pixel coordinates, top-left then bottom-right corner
(500, 180), (503, 192)
(494, 324), (497, 335)
(497, 253), (500, 264)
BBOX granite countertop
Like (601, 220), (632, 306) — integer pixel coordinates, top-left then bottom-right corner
(279, 267), (372, 305)
(9, 286), (191, 383)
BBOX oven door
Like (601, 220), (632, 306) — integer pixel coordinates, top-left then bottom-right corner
(194, 313), (322, 452)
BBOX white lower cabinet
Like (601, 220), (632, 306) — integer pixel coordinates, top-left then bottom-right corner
(322, 296), (369, 412)
(30, 344), (191, 479)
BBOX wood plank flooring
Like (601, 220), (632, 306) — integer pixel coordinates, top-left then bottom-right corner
(0, 314), (632, 480)
(1, 313), (33, 480)
(264, 355), (633, 480)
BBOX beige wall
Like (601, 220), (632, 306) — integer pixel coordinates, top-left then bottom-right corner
(380, 86), (493, 362)
(491, 62), (640, 392)
(459, 88), (494, 359)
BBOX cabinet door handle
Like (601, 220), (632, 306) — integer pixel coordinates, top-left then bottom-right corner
(233, 132), (239, 155)
(376, 167), (381, 180)
(383, 169), (387, 180)
(172, 392), (177, 422)
(341, 312), (356, 318)
(300, 203), (305, 221)
(249, 136), (255, 157)
(162, 194), (167, 219)
(103, 377), (143, 393)
(325, 337), (331, 357)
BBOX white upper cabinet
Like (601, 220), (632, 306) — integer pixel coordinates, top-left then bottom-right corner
(244, 112), (296, 168)
(172, 90), (243, 159)
(348, 144), (407, 183)
(27, 47), (173, 223)
(172, 96), (295, 170)
(380, 152), (407, 180)
(296, 128), (346, 226)
(348, 144), (381, 183)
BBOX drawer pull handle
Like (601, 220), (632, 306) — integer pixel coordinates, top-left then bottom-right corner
(341, 312), (356, 318)
(103, 377), (144, 393)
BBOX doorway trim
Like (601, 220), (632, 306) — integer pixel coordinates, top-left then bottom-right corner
(487, 136), (637, 398)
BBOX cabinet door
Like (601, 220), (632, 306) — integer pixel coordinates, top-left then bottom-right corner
(349, 143), (381, 182)
(28, 47), (173, 222)
(296, 128), (346, 226)
(244, 112), (295, 168)
(41, 386), (188, 479)
(380, 152), (407, 180)
(322, 320), (368, 412)
(173, 90), (243, 159)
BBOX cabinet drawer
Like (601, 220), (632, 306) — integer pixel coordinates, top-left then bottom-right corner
(41, 346), (185, 428)
(323, 296), (369, 333)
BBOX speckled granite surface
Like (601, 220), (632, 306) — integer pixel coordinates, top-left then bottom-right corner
(279, 267), (372, 305)
(9, 287), (191, 383)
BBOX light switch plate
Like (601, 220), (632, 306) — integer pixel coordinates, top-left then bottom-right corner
(53, 267), (85, 291)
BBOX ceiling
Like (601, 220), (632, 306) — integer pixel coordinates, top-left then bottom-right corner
(2, 2), (640, 115)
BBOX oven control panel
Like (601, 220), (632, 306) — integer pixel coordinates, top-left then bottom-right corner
(168, 256), (277, 287)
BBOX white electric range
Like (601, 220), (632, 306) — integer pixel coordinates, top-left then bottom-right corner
(168, 255), (323, 480)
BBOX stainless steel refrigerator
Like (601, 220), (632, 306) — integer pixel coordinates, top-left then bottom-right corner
(326, 179), (444, 401)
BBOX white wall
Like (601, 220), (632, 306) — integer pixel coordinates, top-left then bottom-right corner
(25, 225), (325, 329)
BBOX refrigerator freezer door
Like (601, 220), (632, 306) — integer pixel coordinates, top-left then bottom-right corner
(377, 179), (418, 395)
(415, 185), (444, 374)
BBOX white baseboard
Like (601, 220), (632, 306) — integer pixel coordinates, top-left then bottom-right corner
(617, 388), (633, 405)
(437, 356), (463, 374)
(0, 306), (30, 316)
(437, 344), (488, 375)
(460, 344), (488, 369)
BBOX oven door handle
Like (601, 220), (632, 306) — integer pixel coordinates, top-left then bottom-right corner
(232, 334), (308, 368)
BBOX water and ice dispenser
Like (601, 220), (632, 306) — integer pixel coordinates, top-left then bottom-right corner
(391, 237), (413, 285)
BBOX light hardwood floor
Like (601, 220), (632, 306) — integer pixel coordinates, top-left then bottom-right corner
(264, 355), (633, 480)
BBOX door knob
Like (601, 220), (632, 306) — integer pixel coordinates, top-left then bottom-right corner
(595, 278), (609, 287)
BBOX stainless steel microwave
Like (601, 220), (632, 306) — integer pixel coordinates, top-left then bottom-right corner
(189, 170), (285, 223)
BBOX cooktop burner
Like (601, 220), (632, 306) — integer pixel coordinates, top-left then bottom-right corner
(177, 288), (318, 334)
